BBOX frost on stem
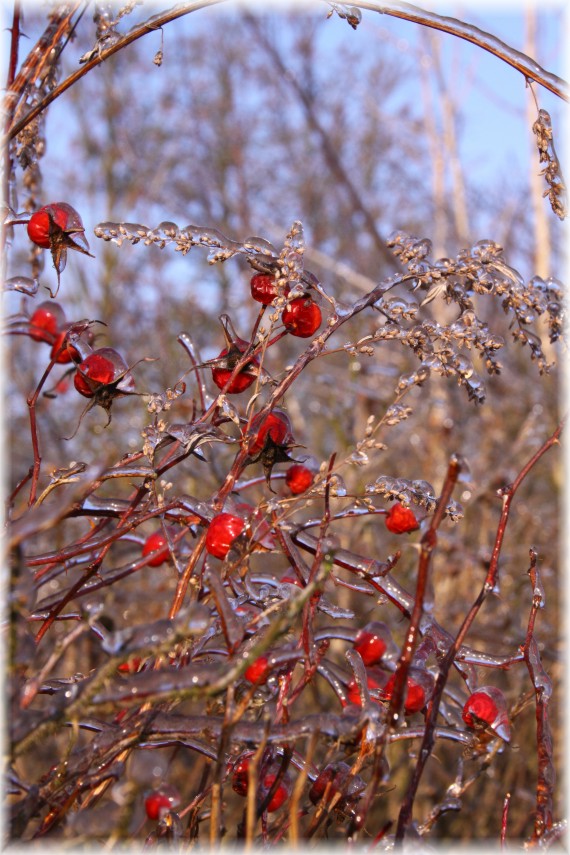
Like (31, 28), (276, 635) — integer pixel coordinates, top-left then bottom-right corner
(532, 108), (567, 221)
(94, 219), (278, 265)
(386, 230), (564, 376)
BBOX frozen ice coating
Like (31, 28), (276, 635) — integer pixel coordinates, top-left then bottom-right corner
(357, 1), (568, 100)
(4, 275), (40, 295)
(6, 1), (563, 845)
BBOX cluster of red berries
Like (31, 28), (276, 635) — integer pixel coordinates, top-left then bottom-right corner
(29, 300), (92, 365)
(345, 621), (435, 714)
(209, 274), (322, 397)
(250, 272), (322, 338)
(231, 753), (291, 812)
(27, 298), (134, 404)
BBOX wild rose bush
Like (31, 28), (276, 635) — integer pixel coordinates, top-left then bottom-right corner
(3, 1), (566, 849)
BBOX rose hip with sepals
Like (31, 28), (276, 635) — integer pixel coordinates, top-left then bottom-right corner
(73, 347), (135, 401)
(353, 621), (393, 666)
(29, 300), (66, 343)
(211, 335), (259, 394)
(247, 409), (294, 457)
(74, 352), (116, 397)
(282, 296), (322, 337)
(380, 666), (435, 714)
(385, 502), (420, 534)
(285, 463), (314, 494)
(462, 686), (511, 742)
(142, 531), (170, 567)
(27, 202), (90, 252)
(27, 204), (71, 249)
(205, 512), (245, 559)
(144, 784), (181, 820)
(246, 409), (296, 486)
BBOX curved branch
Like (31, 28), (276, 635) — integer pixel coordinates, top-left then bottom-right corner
(6, 0), (228, 142)
(5, 0), (567, 146)
(354, 1), (568, 101)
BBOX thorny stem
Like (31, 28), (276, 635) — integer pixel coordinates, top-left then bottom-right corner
(168, 530), (207, 620)
(387, 454), (462, 728)
(393, 419), (563, 844)
(522, 549), (555, 843)
(26, 355), (61, 506)
(349, 455), (462, 838)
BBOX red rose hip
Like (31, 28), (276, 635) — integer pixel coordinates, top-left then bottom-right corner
(285, 464), (314, 494)
(244, 656), (270, 685)
(282, 296), (322, 337)
(380, 667), (434, 714)
(211, 338), (259, 394)
(74, 353), (116, 397)
(142, 532), (170, 567)
(260, 772), (290, 812)
(353, 621), (392, 666)
(385, 502), (420, 534)
(27, 205), (70, 249)
(346, 672), (384, 707)
(144, 784), (181, 820)
(29, 301), (66, 343)
(205, 513), (245, 559)
(248, 409), (293, 456)
(462, 686), (511, 742)
(250, 273), (284, 305)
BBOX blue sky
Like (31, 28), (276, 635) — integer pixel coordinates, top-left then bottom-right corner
(2, 1), (568, 284)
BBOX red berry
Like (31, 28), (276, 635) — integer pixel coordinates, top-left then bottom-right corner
(205, 513), (245, 559)
(142, 532), (170, 567)
(380, 668), (434, 714)
(27, 205), (69, 249)
(385, 502), (420, 534)
(353, 621), (392, 666)
(117, 657), (143, 673)
(309, 762), (364, 807)
(244, 656), (270, 685)
(29, 301), (66, 343)
(261, 772), (289, 812)
(346, 672), (384, 707)
(74, 353), (116, 397)
(144, 785), (180, 820)
(231, 753), (254, 796)
(250, 273), (288, 305)
(231, 758), (290, 811)
(51, 329), (82, 364)
(282, 297), (322, 337)
(54, 378), (70, 394)
(211, 339), (259, 394)
(462, 686), (511, 741)
(248, 410), (293, 456)
(285, 464), (313, 494)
